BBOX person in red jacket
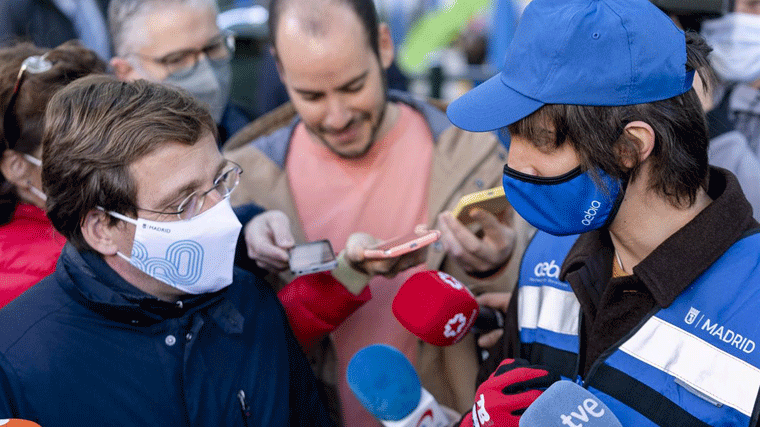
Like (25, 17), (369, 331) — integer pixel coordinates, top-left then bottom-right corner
(0, 42), (106, 307)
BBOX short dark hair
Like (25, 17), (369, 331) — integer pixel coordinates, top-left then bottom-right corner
(42, 76), (217, 251)
(0, 41), (106, 225)
(508, 31), (713, 208)
(268, 0), (380, 58)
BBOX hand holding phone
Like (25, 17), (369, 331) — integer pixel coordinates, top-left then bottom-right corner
(451, 186), (509, 225)
(289, 240), (338, 276)
(362, 227), (441, 259)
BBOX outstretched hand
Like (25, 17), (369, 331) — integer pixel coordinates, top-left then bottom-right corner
(243, 210), (295, 272)
(343, 232), (428, 278)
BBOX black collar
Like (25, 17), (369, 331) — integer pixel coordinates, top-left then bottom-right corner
(561, 167), (758, 308)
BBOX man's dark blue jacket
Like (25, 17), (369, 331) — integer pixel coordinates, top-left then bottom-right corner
(0, 243), (333, 426)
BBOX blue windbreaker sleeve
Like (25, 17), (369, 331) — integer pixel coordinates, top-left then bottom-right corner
(0, 352), (25, 419)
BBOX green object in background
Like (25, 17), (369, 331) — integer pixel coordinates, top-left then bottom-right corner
(398, 0), (490, 75)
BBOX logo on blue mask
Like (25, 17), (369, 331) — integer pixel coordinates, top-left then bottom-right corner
(502, 165), (624, 236)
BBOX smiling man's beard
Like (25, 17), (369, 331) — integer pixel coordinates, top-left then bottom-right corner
(307, 67), (389, 159)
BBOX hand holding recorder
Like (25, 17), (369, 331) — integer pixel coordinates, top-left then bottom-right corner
(474, 292), (512, 348)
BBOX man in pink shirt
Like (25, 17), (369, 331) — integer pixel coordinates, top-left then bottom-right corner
(223, 0), (533, 424)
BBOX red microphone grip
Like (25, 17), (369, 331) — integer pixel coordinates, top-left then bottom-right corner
(392, 271), (479, 346)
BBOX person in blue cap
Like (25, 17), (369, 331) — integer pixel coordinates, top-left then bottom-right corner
(447, 0), (760, 425)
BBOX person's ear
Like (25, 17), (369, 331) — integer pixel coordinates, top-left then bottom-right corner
(110, 56), (137, 81)
(620, 121), (656, 168)
(0, 150), (33, 186)
(80, 209), (123, 256)
(377, 23), (395, 70)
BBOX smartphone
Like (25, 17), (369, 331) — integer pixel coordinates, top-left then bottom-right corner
(289, 240), (338, 276)
(451, 186), (509, 225)
(362, 228), (441, 259)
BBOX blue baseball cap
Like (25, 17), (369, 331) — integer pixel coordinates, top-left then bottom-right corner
(447, 0), (695, 132)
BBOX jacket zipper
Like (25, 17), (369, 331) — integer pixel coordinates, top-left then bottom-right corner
(238, 390), (251, 427)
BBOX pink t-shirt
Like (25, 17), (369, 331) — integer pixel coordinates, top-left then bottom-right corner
(287, 104), (434, 426)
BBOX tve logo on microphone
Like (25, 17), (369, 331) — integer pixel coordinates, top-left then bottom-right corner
(520, 381), (622, 427)
(559, 398), (606, 427)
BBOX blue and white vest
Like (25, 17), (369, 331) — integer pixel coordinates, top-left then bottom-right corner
(518, 230), (760, 426)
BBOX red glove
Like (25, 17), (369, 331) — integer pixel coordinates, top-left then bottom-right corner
(459, 358), (559, 427)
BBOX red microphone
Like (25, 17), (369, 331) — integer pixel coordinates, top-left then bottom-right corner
(392, 271), (479, 346)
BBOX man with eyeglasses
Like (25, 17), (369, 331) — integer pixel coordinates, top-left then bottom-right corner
(108, 0), (250, 144)
(0, 76), (335, 426)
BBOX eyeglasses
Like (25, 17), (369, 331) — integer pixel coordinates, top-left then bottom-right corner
(131, 30), (235, 78)
(138, 160), (243, 221)
(3, 53), (53, 150)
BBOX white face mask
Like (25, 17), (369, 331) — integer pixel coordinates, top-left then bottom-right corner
(105, 198), (242, 294)
(702, 13), (760, 83)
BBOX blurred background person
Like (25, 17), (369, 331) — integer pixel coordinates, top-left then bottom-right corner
(701, 0), (760, 154)
(0, 41), (106, 307)
(654, 0), (760, 221)
(700, 0), (760, 219)
(0, 0), (111, 61)
(108, 0), (252, 144)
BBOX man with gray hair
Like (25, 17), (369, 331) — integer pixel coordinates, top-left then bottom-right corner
(108, 0), (251, 143)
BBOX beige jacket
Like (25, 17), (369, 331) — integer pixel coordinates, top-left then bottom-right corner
(224, 91), (533, 419)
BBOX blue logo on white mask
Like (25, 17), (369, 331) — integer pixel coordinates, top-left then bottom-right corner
(502, 165), (624, 236)
(130, 240), (204, 286)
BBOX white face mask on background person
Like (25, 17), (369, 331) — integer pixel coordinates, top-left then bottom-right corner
(103, 198), (242, 295)
(163, 57), (232, 124)
(702, 13), (760, 83)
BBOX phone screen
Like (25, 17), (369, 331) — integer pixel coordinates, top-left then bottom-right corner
(289, 240), (338, 275)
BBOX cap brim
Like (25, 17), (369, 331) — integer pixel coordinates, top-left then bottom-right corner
(446, 73), (544, 132)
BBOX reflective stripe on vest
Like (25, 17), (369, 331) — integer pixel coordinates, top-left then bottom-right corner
(518, 232), (580, 355)
(517, 230), (760, 426)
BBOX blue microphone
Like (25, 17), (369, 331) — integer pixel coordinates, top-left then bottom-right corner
(346, 344), (449, 427)
(519, 381), (622, 427)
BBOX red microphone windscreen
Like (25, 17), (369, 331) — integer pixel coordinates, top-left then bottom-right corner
(392, 271), (479, 346)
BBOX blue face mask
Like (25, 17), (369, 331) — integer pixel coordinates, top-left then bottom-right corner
(502, 165), (624, 236)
